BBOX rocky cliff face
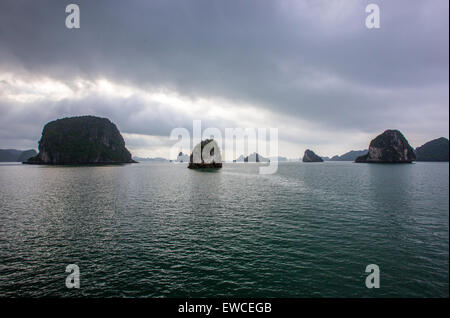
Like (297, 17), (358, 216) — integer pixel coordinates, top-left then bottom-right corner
(188, 139), (222, 169)
(355, 129), (415, 163)
(302, 149), (323, 162)
(26, 116), (135, 164)
(415, 137), (449, 162)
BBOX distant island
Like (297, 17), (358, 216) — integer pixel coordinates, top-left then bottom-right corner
(355, 129), (415, 163)
(133, 157), (168, 162)
(302, 149), (323, 162)
(176, 152), (189, 163)
(0, 149), (37, 162)
(244, 153), (270, 162)
(415, 137), (449, 162)
(330, 150), (368, 161)
(269, 156), (287, 162)
(233, 155), (245, 162)
(232, 153), (270, 162)
(25, 116), (136, 165)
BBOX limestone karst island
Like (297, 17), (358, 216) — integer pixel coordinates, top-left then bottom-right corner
(25, 116), (136, 165)
(188, 139), (222, 169)
(355, 129), (416, 163)
(302, 149), (324, 162)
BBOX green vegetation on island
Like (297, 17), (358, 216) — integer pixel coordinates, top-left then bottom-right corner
(415, 137), (449, 162)
(26, 116), (135, 164)
(355, 129), (416, 163)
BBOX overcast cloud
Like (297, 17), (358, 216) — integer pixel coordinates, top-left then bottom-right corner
(0, 0), (448, 158)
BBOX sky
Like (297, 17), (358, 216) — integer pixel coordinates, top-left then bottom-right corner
(0, 0), (448, 159)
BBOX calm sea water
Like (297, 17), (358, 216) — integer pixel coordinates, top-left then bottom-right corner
(0, 161), (448, 297)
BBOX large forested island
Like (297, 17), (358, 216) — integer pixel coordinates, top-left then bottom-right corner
(415, 137), (449, 162)
(25, 116), (135, 165)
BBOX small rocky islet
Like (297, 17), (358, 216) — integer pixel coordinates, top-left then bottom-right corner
(302, 149), (323, 162)
(355, 129), (416, 163)
(188, 139), (222, 169)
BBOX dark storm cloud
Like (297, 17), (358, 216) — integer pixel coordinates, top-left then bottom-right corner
(0, 95), (232, 143)
(0, 0), (448, 152)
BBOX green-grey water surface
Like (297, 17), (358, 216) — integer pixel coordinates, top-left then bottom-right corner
(0, 162), (448, 297)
